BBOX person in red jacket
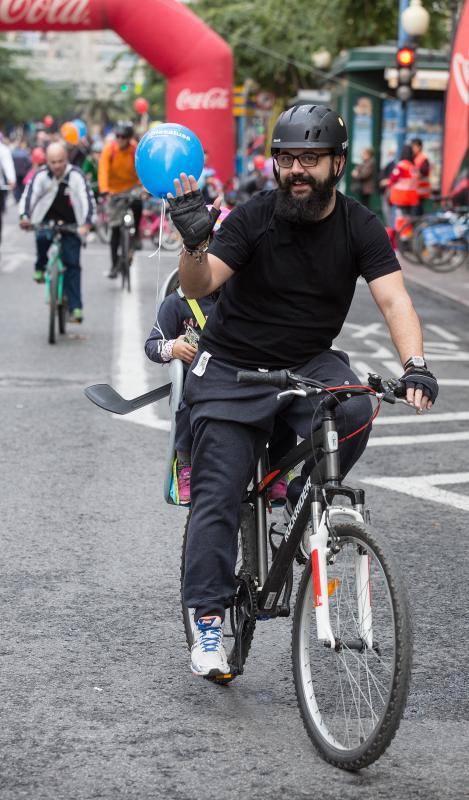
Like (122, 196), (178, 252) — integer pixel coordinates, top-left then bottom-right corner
(411, 137), (431, 215)
(388, 144), (419, 227)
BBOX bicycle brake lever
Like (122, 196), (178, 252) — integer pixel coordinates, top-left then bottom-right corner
(277, 389), (307, 400)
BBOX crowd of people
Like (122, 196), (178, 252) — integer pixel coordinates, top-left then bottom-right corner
(0, 114), (459, 337)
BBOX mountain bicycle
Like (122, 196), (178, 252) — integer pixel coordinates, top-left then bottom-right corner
(110, 190), (136, 292)
(178, 369), (413, 770)
(84, 369), (412, 770)
(33, 222), (79, 344)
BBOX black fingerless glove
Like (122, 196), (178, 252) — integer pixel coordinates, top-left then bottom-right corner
(167, 189), (220, 250)
(400, 366), (439, 403)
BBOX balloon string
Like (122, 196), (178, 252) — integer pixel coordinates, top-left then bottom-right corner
(147, 197), (167, 340)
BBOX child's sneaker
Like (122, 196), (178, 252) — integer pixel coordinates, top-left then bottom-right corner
(177, 465), (191, 504)
(269, 477), (288, 503)
(33, 270), (45, 283)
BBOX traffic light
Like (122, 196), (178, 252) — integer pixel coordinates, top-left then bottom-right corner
(396, 46), (415, 103)
(120, 83), (130, 93)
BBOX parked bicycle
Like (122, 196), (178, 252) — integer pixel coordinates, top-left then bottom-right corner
(85, 368), (413, 770)
(414, 211), (469, 272)
(33, 221), (80, 344)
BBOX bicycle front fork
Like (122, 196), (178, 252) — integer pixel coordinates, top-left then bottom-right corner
(309, 502), (373, 650)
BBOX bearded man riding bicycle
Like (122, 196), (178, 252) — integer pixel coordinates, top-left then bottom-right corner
(167, 105), (439, 678)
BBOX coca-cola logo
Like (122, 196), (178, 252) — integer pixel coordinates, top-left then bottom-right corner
(0, 0), (91, 26)
(176, 88), (230, 111)
(453, 52), (469, 106)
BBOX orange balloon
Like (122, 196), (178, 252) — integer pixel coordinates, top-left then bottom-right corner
(60, 122), (79, 145)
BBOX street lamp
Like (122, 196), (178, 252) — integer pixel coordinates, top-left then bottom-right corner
(401, 0), (430, 38)
(395, 0), (430, 156)
(311, 49), (332, 72)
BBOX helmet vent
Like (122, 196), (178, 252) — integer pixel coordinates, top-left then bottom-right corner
(304, 130), (310, 140)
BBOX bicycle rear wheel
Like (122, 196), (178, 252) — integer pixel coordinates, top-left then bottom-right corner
(48, 269), (58, 344)
(416, 236), (468, 271)
(292, 521), (412, 770)
(181, 504), (257, 682)
(120, 227), (131, 292)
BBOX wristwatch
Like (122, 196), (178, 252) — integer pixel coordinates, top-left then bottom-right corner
(403, 356), (427, 370)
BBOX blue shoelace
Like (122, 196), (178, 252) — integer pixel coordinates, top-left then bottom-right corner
(197, 621), (222, 653)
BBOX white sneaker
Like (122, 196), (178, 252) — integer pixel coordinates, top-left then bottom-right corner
(191, 616), (230, 677)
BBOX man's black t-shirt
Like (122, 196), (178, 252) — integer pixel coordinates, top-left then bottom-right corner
(202, 190), (400, 369)
(44, 179), (76, 224)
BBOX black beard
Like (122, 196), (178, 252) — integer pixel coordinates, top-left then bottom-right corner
(275, 166), (336, 223)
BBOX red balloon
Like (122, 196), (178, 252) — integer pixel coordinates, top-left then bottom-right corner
(43, 115), (54, 127)
(134, 97), (149, 114)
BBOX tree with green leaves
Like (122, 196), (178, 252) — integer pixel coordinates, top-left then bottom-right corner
(191, 0), (456, 98)
(0, 42), (77, 129)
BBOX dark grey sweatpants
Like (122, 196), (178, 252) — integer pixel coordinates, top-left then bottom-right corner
(183, 349), (372, 620)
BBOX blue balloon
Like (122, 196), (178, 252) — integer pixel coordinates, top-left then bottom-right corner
(135, 123), (204, 198)
(72, 118), (87, 139)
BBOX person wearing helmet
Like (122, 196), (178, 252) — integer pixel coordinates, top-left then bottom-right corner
(98, 121), (142, 278)
(166, 104), (439, 679)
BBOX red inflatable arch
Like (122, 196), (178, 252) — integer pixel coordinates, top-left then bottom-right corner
(0, 0), (234, 182)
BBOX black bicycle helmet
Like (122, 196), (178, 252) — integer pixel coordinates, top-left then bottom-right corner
(114, 120), (134, 139)
(271, 104), (348, 182)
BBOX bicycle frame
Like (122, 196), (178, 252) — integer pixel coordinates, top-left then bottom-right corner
(44, 236), (66, 304)
(248, 399), (370, 651)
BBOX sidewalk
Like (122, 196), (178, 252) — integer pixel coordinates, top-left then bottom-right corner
(401, 256), (469, 309)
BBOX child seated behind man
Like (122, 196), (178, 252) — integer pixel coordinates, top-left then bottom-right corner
(145, 285), (292, 505)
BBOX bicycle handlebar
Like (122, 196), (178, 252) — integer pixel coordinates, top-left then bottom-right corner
(31, 222), (79, 234)
(237, 369), (290, 389)
(237, 368), (406, 402)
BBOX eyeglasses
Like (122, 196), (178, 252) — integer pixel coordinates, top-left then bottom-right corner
(115, 134), (129, 139)
(274, 151), (334, 168)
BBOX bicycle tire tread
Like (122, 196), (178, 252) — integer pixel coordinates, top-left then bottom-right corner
(292, 521), (413, 770)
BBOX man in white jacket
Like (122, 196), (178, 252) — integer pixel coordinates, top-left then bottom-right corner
(0, 134), (16, 245)
(19, 143), (95, 323)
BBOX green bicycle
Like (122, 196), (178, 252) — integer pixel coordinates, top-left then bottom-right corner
(33, 222), (79, 344)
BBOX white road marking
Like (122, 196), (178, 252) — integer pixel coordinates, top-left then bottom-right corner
(439, 379), (469, 386)
(374, 411), (469, 425)
(425, 324), (460, 342)
(0, 252), (33, 273)
(114, 257), (170, 432)
(362, 472), (469, 512)
(368, 431), (469, 447)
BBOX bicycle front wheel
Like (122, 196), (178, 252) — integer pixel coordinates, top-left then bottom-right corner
(292, 522), (412, 770)
(181, 504), (257, 682)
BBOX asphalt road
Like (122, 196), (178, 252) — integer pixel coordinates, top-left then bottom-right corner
(1, 200), (468, 800)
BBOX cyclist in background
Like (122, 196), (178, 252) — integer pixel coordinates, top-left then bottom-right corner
(19, 142), (94, 323)
(0, 133), (16, 245)
(168, 104), (439, 678)
(98, 121), (142, 279)
(82, 142), (102, 199)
